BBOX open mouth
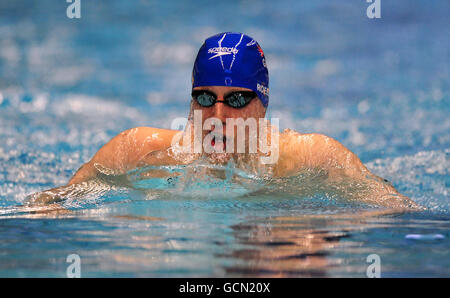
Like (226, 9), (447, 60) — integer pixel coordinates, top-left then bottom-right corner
(211, 135), (227, 150)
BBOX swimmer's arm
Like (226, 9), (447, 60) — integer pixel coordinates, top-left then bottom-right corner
(68, 127), (177, 185)
(275, 132), (369, 177)
(67, 127), (147, 185)
(25, 129), (136, 205)
(26, 127), (177, 205)
(25, 180), (101, 206)
(276, 132), (419, 209)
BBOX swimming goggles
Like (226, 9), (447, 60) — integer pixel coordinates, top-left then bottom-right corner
(191, 90), (256, 108)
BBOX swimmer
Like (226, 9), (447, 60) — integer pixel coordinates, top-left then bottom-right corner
(27, 32), (419, 210)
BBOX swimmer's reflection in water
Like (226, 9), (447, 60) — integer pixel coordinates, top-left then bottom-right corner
(223, 219), (337, 277)
(222, 209), (399, 277)
(26, 32), (419, 211)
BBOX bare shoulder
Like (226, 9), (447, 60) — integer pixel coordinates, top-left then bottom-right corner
(274, 130), (362, 176)
(279, 130), (339, 158)
(280, 130), (337, 148)
(116, 126), (180, 147)
(97, 126), (180, 164)
(68, 127), (180, 184)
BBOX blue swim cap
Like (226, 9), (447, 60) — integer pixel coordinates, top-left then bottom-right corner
(192, 32), (269, 107)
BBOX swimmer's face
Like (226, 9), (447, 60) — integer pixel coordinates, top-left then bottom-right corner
(191, 85), (266, 122)
(189, 86), (267, 161)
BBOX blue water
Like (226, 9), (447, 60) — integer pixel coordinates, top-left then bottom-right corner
(0, 0), (449, 277)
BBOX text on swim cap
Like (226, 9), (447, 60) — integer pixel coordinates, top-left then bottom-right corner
(257, 83), (269, 97)
(208, 47), (239, 59)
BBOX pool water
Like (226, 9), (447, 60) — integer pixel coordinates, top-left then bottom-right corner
(0, 0), (449, 277)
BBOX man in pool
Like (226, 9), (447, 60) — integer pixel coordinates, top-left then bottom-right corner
(28, 32), (418, 210)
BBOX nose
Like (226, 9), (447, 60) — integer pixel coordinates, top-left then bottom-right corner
(212, 94), (227, 124)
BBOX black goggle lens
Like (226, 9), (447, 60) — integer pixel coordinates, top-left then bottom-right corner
(226, 92), (253, 108)
(192, 90), (256, 108)
(194, 91), (216, 107)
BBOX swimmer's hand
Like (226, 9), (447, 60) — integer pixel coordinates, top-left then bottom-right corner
(25, 190), (64, 206)
(24, 181), (102, 206)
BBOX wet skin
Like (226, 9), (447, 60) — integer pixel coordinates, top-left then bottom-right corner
(27, 86), (420, 210)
